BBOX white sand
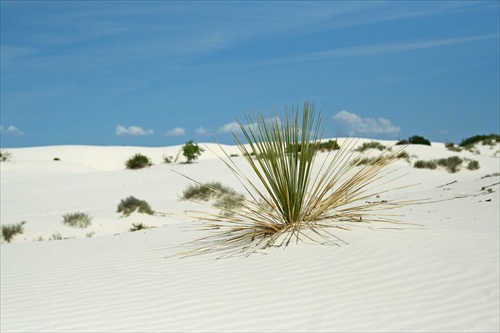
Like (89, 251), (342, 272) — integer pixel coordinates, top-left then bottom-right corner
(1, 140), (499, 332)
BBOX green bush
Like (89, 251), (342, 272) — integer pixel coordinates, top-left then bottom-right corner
(397, 135), (431, 146)
(117, 196), (154, 216)
(436, 156), (463, 173)
(53, 157), (60, 161)
(459, 134), (500, 147)
(182, 140), (204, 163)
(129, 222), (149, 232)
(466, 159), (480, 171)
(414, 160), (437, 170)
(125, 153), (152, 169)
(0, 149), (12, 162)
(318, 139), (340, 151)
(355, 141), (387, 152)
(62, 212), (92, 229)
(2, 221), (26, 243)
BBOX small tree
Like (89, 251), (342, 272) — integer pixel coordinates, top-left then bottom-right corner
(182, 140), (204, 163)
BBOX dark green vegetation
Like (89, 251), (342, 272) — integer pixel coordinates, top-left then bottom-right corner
(125, 153), (152, 169)
(397, 135), (431, 146)
(2, 221), (26, 243)
(459, 134), (499, 147)
(182, 140), (204, 163)
(117, 196), (154, 217)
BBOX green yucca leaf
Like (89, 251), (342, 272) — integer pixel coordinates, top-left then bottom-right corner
(175, 101), (412, 257)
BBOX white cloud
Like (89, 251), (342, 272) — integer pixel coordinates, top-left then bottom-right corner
(165, 127), (185, 137)
(196, 127), (212, 136)
(0, 125), (25, 136)
(218, 117), (282, 135)
(115, 125), (154, 136)
(332, 111), (400, 136)
(218, 122), (241, 134)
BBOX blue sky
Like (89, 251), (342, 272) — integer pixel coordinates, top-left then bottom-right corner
(1, 1), (499, 148)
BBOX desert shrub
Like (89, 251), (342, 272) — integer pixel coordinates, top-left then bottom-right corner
(53, 157), (60, 161)
(125, 153), (152, 169)
(2, 221), (26, 243)
(129, 222), (148, 232)
(49, 232), (63, 241)
(459, 134), (500, 147)
(397, 135), (431, 146)
(117, 196), (154, 217)
(355, 141), (387, 152)
(177, 102), (409, 257)
(351, 156), (386, 166)
(86, 231), (95, 238)
(0, 149), (12, 162)
(318, 139), (340, 151)
(396, 151), (410, 161)
(436, 156), (463, 173)
(414, 160), (437, 170)
(466, 159), (480, 171)
(182, 140), (204, 163)
(163, 155), (173, 164)
(62, 212), (92, 229)
(181, 182), (245, 217)
(446, 143), (462, 152)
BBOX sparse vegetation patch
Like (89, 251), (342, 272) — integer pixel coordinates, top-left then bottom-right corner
(459, 134), (500, 147)
(355, 141), (387, 152)
(2, 221), (26, 243)
(117, 196), (155, 217)
(413, 156), (479, 173)
(0, 149), (13, 162)
(129, 223), (149, 232)
(62, 212), (92, 229)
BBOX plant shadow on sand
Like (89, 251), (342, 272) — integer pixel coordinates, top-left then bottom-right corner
(174, 102), (417, 258)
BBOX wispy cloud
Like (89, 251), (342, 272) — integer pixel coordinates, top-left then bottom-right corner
(115, 125), (153, 136)
(0, 125), (25, 136)
(219, 117), (282, 135)
(196, 127), (212, 136)
(333, 111), (400, 136)
(165, 127), (185, 137)
(260, 34), (499, 66)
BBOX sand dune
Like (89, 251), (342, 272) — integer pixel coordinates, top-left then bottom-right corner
(1, 140), (499, 332)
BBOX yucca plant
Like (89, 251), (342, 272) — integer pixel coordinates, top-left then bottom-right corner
(178, 102), (410, 257)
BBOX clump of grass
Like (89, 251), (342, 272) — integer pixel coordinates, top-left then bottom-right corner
(181, 182), (245, 215)
(117, 196), (154, 217)
(481, 172), (500, 179)
(414, 160), (437, 170)
(62, 212), (92, 229)
(355, 141), (387, 152)
(177, 102), (410, 257)
(466, 159), (480, 171)
(129, 222), (149, 232)
(125, 153), (152, 169)
(436, 156), (463, 173)
(49, 232), (63, 241)
(0, 149), (13, 162)
(318, 139), (340, 151)
(2, 221), (26, 243)
(445, 142), (463, 152)
(163, 155), (173, 164)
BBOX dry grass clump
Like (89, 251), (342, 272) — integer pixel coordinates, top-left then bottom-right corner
(413, 156), (480, 173)
(2, 221), (26, 243)
(117, 196), (154, 217)
(177, 102), (411, 257)
(181, 182), (245, 215)
(355, 141), (388, 152)
(62, 212), (92, 229)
